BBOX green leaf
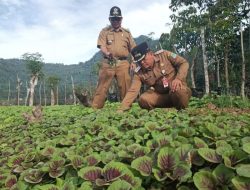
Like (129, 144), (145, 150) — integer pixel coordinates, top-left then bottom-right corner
(194, 137), (208, 148)
(212, 164), (235, 186)
(146, 139), (159, 150)
(172, 164), (192, 182)
(241, 137), (250, 144)
(198, 148), (222, 163)
(23, 169), (45, 184)
(69, 155), (84, 169)
(152, 168), (168, 181)
(193, 171), (217, 190)
(157, 135), (172, 147)
(134, 146), (150, 158)
(223, 150), (248, 168)
(179, 127), (196, 137)
(216, 141), (233, 156)
(107, 179), (132, 190)
(190, 149), (205, 166)
(232, 176), (250, 190)
(62, 181), (75, 190)
(102, 162), (126, 182)
(49, 157), (65, 178)
(85, 153), (101, 166)
(12, 181), (29, 190)
(242, 142), (250, 154)
(236, 164), (250, 178)
(33, 184), (60, 190)
(178, 186), (191, 190)
(157, 147), (178, 172)
(41, 146), (56, 158)
(78, 166), (102, 181)
(175, 144), (192, 162)
(7, 155), (25, 168)
(145, 121), (159, 132)
(79, 182), (92, 190)
(131, 156), (153, 176)
(5, 175), (17, 189)
(55, 178), (64, 187)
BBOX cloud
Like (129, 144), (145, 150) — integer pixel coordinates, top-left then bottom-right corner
(0, 0), (172, 65)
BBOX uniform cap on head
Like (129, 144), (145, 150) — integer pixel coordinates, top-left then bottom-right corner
(109, 6), (122, 17)
(131, 42), (150, 63)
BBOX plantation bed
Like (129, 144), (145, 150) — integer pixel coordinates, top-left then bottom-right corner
(0, 100), (250, 189)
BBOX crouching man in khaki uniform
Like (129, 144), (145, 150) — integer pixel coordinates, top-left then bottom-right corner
(118, 42), (192, 112)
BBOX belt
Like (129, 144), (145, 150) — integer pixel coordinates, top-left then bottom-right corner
(104, 56), (128, 60)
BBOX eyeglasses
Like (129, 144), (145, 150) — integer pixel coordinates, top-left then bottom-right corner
(110, 17), (122, 22)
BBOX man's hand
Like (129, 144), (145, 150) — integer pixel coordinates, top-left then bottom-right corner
(130, 63), (136, 71)
(106, 52), (114, 60)
(171, 78), (183, 92)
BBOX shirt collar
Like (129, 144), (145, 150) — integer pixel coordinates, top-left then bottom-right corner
(111, 27), (122, 32)
(154, 56), (160, 63)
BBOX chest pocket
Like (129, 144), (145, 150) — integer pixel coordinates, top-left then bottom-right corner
(107, 34), (114, 45)
(160, 62), (175, 78)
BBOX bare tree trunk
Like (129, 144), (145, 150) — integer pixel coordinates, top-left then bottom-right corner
(224, 43), (230, 94)
(16, 74), (21, 106)
(172, 45), (178, 54)
(29, 74), (38, 106)
(89, 72), (93, 98)
(71, 75), (76, 105)
(43, 80), (47, 106)
(8, 80), (10, 105)
(25, 81), (30, 106)
(56, 85), (59, 105)
(51, 89), (55, 106)
(240, 23), (245, 98)
(64, 83), (67, 105)
(214, 49), (221, 89)
(190, 49), (198, 89)
(39, 82), (42, 105)
(201, 27), (210, 94)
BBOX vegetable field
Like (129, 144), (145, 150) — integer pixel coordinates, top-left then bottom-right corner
(1, 97), (250, 190)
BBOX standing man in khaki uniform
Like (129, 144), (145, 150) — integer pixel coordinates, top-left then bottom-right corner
(76, 6), (136, 109)
(118, 42), (192, 111)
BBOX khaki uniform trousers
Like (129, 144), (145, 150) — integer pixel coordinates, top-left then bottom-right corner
(138, 87), (192, 110)
(92, 60), (131, 109)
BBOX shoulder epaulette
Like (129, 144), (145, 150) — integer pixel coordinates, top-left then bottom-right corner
(134, 66), (141, 73)
(154, 49), (164, 55)
(121, 27), (130, 33)
(103, 25), (112, 31)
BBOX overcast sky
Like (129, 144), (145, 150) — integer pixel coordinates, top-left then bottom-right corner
(0, 0), (173, 65)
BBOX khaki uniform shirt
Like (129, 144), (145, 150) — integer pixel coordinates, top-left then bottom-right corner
(97, 26), (136, 58)
(120, 50), (189, 109)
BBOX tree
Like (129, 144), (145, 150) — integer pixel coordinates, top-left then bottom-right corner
(168, 0), (250, 95)
(22, 52), (44, 106)
(47, 76), (60, 106)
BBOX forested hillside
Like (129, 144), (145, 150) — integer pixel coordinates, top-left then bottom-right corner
(0, 35), (158, 105)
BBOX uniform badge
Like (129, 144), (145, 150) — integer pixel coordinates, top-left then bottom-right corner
(134, 66), (141, 73)
(113, 8), (119, 15)
(170, 52), (177, 58)
(162, 77), (168, 88)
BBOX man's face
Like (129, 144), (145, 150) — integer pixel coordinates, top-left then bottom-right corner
(140, 52), (154, 69)
(109, 17), (122, 30)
